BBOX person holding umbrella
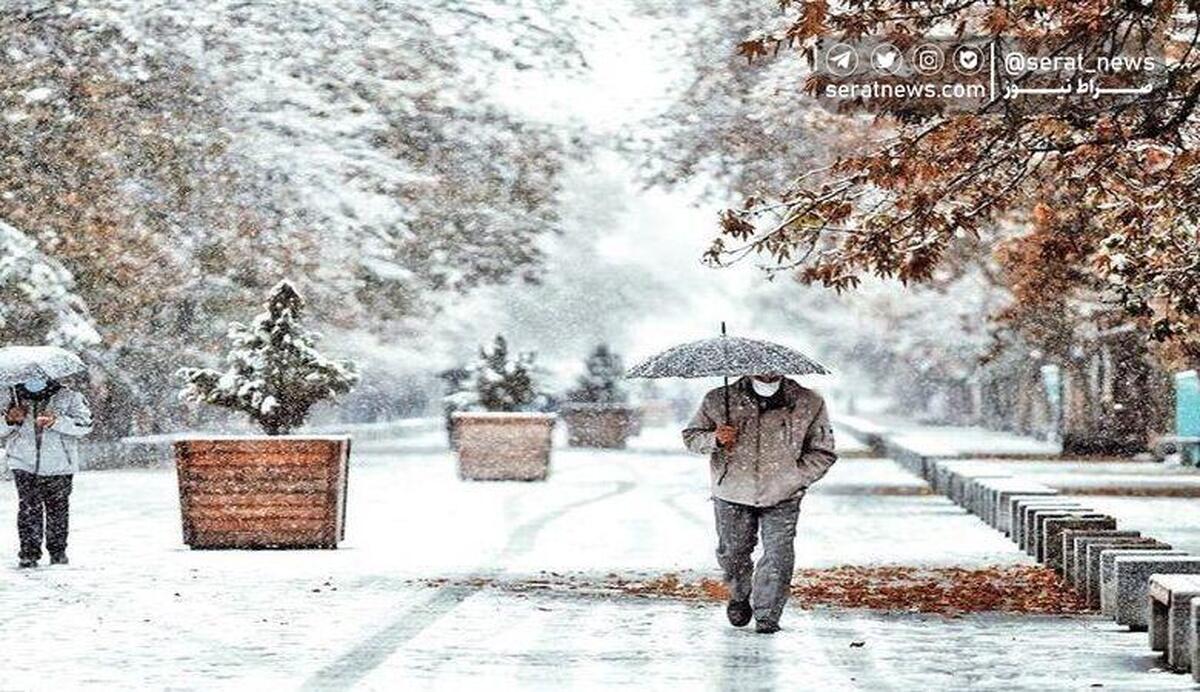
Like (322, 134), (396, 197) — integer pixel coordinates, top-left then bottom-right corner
(627, 325), (837, 634)
(1, 346), (92, 568)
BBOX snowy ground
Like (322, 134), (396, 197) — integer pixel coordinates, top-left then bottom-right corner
(840, 414), (1064, 458)
(0, 427), (1192, 690)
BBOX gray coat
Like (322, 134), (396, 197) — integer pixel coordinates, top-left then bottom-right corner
(683, 377), (837, 507)
(4, 388), (93, 475)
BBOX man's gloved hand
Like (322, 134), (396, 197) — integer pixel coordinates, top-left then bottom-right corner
(35, 410), (56, 430)
(715, 424), (738, 447)
(5, 407), (26, 426)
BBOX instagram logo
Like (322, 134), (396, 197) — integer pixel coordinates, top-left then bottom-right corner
(911, 44), (944, 75)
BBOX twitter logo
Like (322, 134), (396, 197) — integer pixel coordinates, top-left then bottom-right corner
(872, 44), (902, 74)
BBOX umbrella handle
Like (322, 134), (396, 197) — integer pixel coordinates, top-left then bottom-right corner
(719, 322), (730, 421)
(723, 375), (730, 422)
(717, 373), (732, 485)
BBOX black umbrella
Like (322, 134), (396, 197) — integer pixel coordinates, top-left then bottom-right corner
(625, 322), (829, 421)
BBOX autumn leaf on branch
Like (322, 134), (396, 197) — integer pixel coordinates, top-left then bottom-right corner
(709, 0), (1200, 367)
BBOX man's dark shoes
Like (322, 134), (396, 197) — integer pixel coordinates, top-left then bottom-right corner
(49, 553), (68, 566)
(755, 619), (781, 634)
(726, 600), (752, 627)
(17, 559), (37, 569)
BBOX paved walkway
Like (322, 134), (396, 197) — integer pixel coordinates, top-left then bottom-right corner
(0, 427), (1191, 689)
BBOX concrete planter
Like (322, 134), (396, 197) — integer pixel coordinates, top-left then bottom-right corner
(560, 404), (636, 449)
(173, 435), (351, 549)
(452, 412), (555, 481)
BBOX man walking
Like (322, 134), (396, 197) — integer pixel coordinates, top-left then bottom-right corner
(4, 377), (92, 568)
(683, 374), (837, 633)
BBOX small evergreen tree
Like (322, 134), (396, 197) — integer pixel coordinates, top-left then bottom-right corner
(179, 281), (359, 435)
(445, 335), (548, 413)
(566, 344), (628, 405)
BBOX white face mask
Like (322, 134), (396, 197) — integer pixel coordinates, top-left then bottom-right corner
(751, 377), (781, 397)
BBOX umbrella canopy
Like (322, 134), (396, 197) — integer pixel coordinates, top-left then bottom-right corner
(0, 346), (86, 387)
(625, 330), (829, 379)
(625, 325), (829, 485)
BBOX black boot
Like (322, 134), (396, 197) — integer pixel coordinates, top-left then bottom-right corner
(755, 619), (780, 634)
(18, 558), (37, 569)
(49, 553), (68, 566)
(726, 600), (752, 627)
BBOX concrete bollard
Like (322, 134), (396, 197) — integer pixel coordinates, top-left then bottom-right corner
(979, 480), (1053, 526)
(1013, 500), (1084, 546)
(1147, 574), (1200, 672)
(990, 486), (1057, 532)
(1006, 496), (1076, 539)
(967, 476), (1010, 515)
(1192, 598), (1200, 682)
(1042, 516), (1117, 570)
(970, 475), (1028, 517)
(1026, 509), (1100, 558)
(1065, 532), (1143, 588)
(1005, 497), (1062, 537)
(931, 462), (966, 496)
(1096, 548), (1183, 613)
(929, 462), (946, 492)
(1014, 501), (1084, 549)
(1111, 556), (1200, 630)
(950, 469), (1008, 508)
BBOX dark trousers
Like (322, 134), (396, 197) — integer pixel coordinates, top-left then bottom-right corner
(713, 496), (802, 624)
(13, 470), (73, 562)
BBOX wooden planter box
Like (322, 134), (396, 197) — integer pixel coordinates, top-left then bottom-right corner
(452, 412), (555, 481)
(174, 435), (350, 549)
(561, 404), (636, 449)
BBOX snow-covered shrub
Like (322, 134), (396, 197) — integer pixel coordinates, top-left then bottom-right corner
(445, 336), (550, 413)
(179, 281), (359, 435)
(566, 345), (628, 405)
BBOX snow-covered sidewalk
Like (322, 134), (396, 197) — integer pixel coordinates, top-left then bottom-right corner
(0, 427), (1190, 689)
(837, 414), (1062, 459)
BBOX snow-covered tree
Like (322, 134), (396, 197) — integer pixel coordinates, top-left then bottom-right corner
(19, 0), (581, 324)
(0, 220), (100, 349)
(179, 281), (359, 435)
(0, 2), (585, 432)
(446, 335), (550, 413)
(566, 345), (628, 405)
(0, 6), (287, 434)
